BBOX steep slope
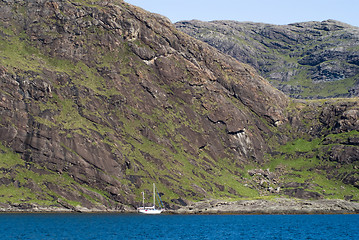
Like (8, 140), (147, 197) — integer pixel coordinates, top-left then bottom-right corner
(175, 20), (359, 99)
(0, 0), (288, 210)
(0, 0), (358, 211)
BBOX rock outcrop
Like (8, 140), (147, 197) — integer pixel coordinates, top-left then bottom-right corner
(175, 198), (359, 214)
(176, 20), (359, 99)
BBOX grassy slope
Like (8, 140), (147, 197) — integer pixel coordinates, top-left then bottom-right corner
(267, 136), (359, 200)
(0, 2), (358, 209)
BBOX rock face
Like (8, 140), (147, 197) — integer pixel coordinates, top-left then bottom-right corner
(0, 0), (358, 211)
(175, 198), (359, 214)
(283, 100), (359, 196)
(0, 0), (288, 210)
(175, 20), (359, 99)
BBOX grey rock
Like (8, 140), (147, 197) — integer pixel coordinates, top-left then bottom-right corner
(176, 19), (359, 99)
(175, 198), (359, 214)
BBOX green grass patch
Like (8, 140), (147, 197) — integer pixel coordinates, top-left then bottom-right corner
(279, 138), (321, 153)
(0, 185), (54, 206)
(0, 143), (25, 168)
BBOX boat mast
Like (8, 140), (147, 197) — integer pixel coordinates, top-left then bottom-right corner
(153, 183), (155, 208)
(142, 191), (145, 208)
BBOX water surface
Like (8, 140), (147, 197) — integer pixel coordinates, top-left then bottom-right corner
(0, 213), (357, 239)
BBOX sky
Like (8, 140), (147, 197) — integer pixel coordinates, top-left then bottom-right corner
(125, 0), (359, 27)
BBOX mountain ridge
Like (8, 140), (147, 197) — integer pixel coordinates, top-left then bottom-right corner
(175, 19), (359, 99)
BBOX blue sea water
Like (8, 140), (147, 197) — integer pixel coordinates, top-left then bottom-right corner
(0, 213), (357, 240)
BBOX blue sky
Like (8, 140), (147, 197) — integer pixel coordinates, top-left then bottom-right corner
(125, 0), (359, 27)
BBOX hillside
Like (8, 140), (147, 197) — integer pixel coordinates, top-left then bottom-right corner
(176, 20), (359, 99)
(0, 0), (358, 211)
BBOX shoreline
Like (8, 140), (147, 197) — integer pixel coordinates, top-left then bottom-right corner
(0, 198), (358, 215)
(171, 198), (359, 215)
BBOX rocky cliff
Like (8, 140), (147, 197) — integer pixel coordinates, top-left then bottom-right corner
(176, 20), (359, 99)
(0, 0), (358, 211)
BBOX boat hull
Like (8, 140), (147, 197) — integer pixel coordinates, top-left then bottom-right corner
(138, 208), (164, 214)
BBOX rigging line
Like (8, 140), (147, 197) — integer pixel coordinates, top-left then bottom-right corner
(156, 189), (165, 209)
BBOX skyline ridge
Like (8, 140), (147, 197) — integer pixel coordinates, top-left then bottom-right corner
(125, 0), (359, 27)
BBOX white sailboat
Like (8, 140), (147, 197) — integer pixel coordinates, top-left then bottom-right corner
(137, 183), (164, 214)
